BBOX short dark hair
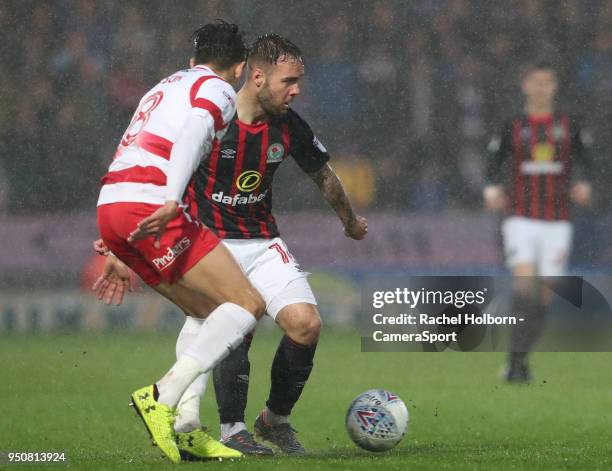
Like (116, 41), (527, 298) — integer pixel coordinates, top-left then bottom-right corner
(248, 34), (303, 66)
(191, 20), (247, 69)
(520, 60), (557, 81)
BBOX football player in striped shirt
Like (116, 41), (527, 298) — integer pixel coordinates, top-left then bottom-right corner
(96, 22), (258, 462)
(96, 34), (368, 455)
(484, 61), (592, 381)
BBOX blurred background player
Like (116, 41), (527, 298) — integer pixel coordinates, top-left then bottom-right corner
(96, 22), (264, 463)
(483, 61), (592, 382)
(96, 34), (368, 455)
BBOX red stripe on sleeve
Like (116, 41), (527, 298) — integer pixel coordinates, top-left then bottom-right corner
(190, 76), (226, 131)
(135, 131), (173, 160)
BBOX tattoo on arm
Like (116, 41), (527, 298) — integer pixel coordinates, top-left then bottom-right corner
(309, 163), (356, 225)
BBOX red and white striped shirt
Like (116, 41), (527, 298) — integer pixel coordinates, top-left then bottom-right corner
(98, 65), (236, 206)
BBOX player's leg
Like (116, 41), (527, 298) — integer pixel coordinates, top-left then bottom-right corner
(150, 242), (265, 411)
(538, 220), (572, 278)
(262, 301), (321, 412)
(174, 316), (208, 434)
(155, 286), (215, 437)
(213, 332), (275, 455)
(150, 283), (257, 459)
(507, 220), (572, 380)
(213, 333), (252, 433)
(128, 248), (264, 462)
(170, 316), (242, 460)
(98, 204), (185, 462)
(126, 267), (261, 461)
(249, 240), (319, 454)
(214, 238), (318, 454)
(166, 295), (271, 455)
(502, 217), (540, 382)
(99, 203), (264, 462)
(204, 240), (273, 454)
(254, 298), (320, 454)
(166, 289), (267, 453)
(153, 281), (223, 435)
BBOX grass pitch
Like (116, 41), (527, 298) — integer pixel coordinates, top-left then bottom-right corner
(1, 329), (611, 470)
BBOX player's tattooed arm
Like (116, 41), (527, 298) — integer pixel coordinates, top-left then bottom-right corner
(309, 163), (368, 240)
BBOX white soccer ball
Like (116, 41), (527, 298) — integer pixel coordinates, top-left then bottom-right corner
(345, 389), (409, 452)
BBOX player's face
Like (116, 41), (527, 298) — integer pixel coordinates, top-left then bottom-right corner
(522, 69), (557, 107)
(258, 58), (304, 116)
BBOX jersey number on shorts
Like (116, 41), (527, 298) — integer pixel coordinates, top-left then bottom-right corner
(269, 243), (291, 264)
(120, 91), (164, 147)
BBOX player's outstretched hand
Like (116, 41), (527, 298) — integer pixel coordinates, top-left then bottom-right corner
(92, 254), (133, 305)
(93, 238), (110, 256)
(345, 215), (368, 240)
(128, 201), (180, 248)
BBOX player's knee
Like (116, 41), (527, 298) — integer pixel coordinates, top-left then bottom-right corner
(287, 310), (321, 346)
(251, 293), (266, 319)
(235, 290), (265, 320)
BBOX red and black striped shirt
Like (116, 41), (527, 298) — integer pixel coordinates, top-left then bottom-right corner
(191, 108), (330, 239)
(486, 112), (591, 220)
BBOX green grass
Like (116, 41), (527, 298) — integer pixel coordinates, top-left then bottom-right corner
(1, 329), (611, 470)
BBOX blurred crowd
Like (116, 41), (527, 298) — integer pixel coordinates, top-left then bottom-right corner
(2, 0), (612, 214)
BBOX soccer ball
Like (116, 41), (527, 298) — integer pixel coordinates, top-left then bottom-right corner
(345, 389), (409, 452)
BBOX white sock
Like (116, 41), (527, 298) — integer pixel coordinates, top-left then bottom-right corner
(220, 422), (247, 441)
(175, 374), (208, 432)
(156, 355), (203, 408)
(262, 407), (289, 425)
(174, 317), (208, 433)
(185, 302), (256, 372)
(157, 303), (256, 408)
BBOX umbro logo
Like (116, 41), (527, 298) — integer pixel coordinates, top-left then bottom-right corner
(139, 393), (150, 400)
(221, 148), (236, 159)
(144, 405), (156, 413)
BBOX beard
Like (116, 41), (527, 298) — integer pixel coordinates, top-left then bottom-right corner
(258, 85), (286, 116)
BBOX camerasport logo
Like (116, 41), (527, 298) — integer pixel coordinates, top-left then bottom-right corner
(236, 170), (262, 193)
(152, 237), (192, 271)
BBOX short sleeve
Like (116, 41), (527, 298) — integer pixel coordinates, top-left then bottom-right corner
(189, 77), (237, 131)
(286, 109), (330, 174)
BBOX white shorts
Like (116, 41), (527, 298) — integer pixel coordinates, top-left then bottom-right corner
(222, 237), (317, 319)
(501, 216), (573, 276)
